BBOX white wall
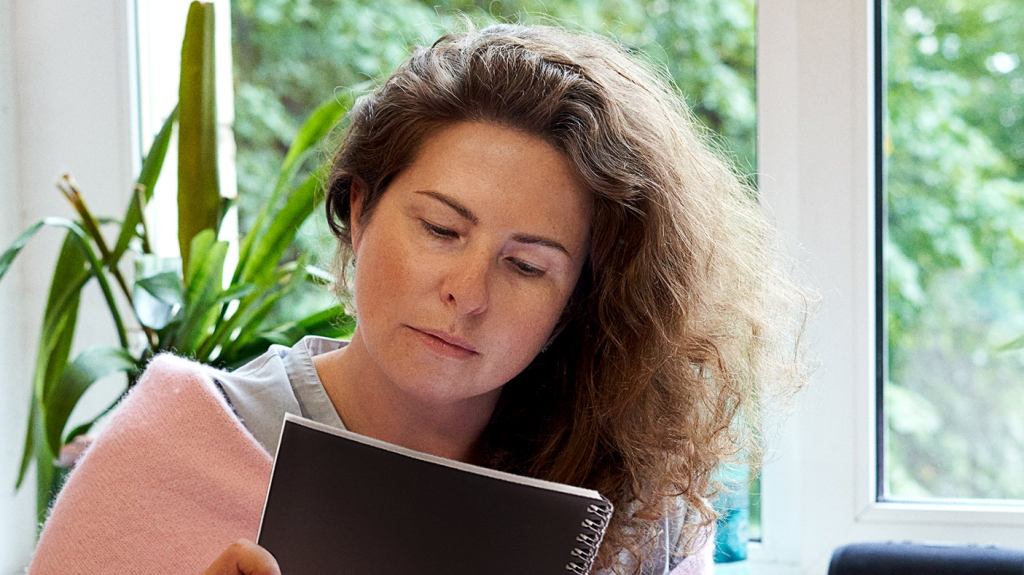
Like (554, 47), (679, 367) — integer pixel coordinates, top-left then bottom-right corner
(0, 0), (34, 566)
(0, 1), (136, 571)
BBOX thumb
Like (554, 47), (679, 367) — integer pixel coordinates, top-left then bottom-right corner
(204, 539), (281, 575)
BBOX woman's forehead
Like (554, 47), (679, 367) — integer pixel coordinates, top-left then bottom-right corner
(399, 123), (590, 218)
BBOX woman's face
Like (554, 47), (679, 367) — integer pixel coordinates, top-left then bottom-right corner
(348, 121), (591, 408)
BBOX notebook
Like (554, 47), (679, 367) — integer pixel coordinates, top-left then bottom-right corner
(257, 413), (614, 574)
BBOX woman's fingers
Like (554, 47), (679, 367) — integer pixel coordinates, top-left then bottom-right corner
(203, 538), (282, 575)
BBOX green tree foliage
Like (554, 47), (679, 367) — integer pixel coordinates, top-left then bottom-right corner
(885, 0), (1024, 499)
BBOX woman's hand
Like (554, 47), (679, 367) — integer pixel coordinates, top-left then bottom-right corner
(203, 539), (281, 575)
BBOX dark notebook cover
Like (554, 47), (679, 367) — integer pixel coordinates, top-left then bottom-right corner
(257, 413), (614, 574)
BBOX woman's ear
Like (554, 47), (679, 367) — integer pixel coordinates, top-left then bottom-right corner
(349, 178), (367, 252)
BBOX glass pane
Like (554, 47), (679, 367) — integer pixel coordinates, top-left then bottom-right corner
(231, 0), (758, 530)
(882, 0), (1024, 501)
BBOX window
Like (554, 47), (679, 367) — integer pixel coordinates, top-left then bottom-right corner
(752, 1), (1024, 572)
(880, 0), (1024, 503)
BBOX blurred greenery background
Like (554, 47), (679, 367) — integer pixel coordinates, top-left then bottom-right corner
(228, 0), (1024, 531)
(884, 0), (1024, 500)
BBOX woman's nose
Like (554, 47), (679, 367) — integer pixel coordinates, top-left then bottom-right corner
(442, 253), (490, 316)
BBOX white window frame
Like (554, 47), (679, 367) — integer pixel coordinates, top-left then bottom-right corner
(753, 1), (1024, 573)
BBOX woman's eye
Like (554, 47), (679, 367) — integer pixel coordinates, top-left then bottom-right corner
(508, 258), (545, 277)
(421, 220), (459, 240)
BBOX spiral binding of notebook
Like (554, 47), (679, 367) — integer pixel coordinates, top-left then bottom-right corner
(565, 501), (614, 574)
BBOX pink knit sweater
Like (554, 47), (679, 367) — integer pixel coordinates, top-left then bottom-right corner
(28, 354), (713, 574)
(30, 354), (272, 573)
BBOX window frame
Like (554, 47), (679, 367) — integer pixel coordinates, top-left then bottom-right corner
(872, 0), (1024, 511)
(752, 0), (1024, 572)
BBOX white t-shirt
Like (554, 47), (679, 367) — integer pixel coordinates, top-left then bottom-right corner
(212, 335), (348, 456)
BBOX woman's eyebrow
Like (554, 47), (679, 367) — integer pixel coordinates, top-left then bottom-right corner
(415, 190), (479, 224)
(415, 189), (571, 257)
(510, 233), (570, 257)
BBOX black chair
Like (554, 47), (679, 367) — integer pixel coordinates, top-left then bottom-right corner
(829, 542), (1024, 575)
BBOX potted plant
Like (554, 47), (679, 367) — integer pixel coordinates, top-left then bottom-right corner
(0, 1), (354, 527)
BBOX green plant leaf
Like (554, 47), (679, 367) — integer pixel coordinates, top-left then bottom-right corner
(43, 347), (138, 455)
(279, 95), (351, 187)
(33, 406), (56, 529)
(248, 302), (352, 351)
(58, 176), (115, 265)
(190, 282), (258, 362)
(134, 291), (176, 332)
(41, 218), (130, 349)
(17, 233), (85, 519)
(227, 305), (354, 366)
(62, 421), (97, 447)
(7, 131), (170, 514)
(15, 392), (38, 490)
(175, 229), (228, 355)
(211, 272), (299, 364)
(24, 219), (135, 456)
(184, 229), (220, 292)
(112, 106), (178, 263)
(215, 291), (285, 364)
(38, 309), (82, 425)
(215, 282), (257, 304)
(0, 221), (47, 282)
(136, 270), (184, 308)
(238, 167), (326, 285)
(236, 93), (350, 284)
(62, 386), (129, 446)
(134, 256), (183, 330)
(138, 107), (178, 199)
(178, 1), (219, 273)
(296, 304), (354, 333)
(35, 233), (88, 398)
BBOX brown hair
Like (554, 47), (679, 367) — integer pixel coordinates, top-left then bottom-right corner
(325, 23), (812, 573)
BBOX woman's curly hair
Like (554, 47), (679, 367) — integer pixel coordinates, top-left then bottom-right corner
(324, 23), (813, 573)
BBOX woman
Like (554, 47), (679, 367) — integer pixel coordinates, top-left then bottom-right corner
(31, 24), (809, 575)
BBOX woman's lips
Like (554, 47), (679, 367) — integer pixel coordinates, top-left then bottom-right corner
(409, 326), (479, 359)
